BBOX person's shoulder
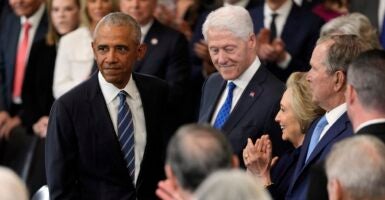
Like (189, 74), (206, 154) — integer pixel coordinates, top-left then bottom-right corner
(133, 72), (168, 88)
(59, 26), (90, 42)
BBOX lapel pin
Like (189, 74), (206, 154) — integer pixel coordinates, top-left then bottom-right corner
(249, 91), (255, 97)
(151, 38), (158, 45)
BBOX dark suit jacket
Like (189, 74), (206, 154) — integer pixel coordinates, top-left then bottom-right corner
(356, 122), (385, 143)
(198, 65), (292, 167)
(286, 112), (353, 200)
(20, 39), (55, 130)
(349, 0), (379, 29)
(46, 72), (169, 200)
(306, 122), (385, 200)
(0, 9), (48, 112)
(250, 3), (323, 81)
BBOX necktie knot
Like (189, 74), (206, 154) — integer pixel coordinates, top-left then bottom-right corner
(118, 91), (127, 105)
(227, 82), (236, 92)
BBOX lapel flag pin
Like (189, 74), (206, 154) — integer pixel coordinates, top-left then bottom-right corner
(249, 91), (255, 97)
(151, 38), (158, 45)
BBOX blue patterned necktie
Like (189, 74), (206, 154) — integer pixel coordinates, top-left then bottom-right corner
(213, 82), (236, 129)
(117, 91), (135, 180)
(306, 115), (328, 162)
(381, 16), (385, 48)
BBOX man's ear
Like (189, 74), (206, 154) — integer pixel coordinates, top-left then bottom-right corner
(137, 43), (147, 61)
(333, 70), (346, 92)
(327, 178), (344, 200)
(345, 84), (355, 105)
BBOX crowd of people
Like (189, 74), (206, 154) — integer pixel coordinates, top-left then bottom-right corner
(1, 0), (385, 199)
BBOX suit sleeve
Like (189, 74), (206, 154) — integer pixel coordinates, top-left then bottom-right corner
(46, 99), (80, 200)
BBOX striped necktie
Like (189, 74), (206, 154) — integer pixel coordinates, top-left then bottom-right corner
(117, 91), (135, 180)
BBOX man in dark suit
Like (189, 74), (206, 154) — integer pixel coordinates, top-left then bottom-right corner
(198, 6), (291, 168)
(346, 49), (385, 142)
(120, 0), (192, 126)
(249, 0), (323, 81)
(286, 35), (371, 200)
(45, 13), (169, 199)
(0, 0), (47, 137)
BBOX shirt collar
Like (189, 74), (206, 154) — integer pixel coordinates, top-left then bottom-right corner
(355, 118), (385, 133)
(224, 0), (250, 8)
(21, 3), (45, 27)
(264, 0), (292, 19)
(231, 57), (261, 90)
(325, 103), (347, 126)
(98, 72), (137, 104)
(140, 19), (154, 43)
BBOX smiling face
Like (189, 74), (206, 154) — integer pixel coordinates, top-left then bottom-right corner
(92, 24), (145, 88)
(207, 29), (256, 80)
(51, 0), (80, 35)
(275, 89), (303, 146)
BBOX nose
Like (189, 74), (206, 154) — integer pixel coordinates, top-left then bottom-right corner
(275, 111), (281, 123)
(105, 49), (118, 63)
(131, 0), (139, 8)
(217, 51), (228, 65)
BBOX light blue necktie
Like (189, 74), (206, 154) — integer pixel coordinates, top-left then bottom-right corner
(117, 91), (135, 180)
(213, 82), (236, 129)
(306, 115), (328, 162)
(381, 16), (385, 48)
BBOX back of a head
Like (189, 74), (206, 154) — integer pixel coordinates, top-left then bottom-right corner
(0, 166), (29, 200)
(326, 135), (385, 200)
(166, 124), (233, 192)
(348, 49), (385, 113)
(202, 5), (254, 41)
(320, 13), (381, 49)
(194, 169), (272, 200)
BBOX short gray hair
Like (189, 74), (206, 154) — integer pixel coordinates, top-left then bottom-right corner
(202, 6), (254, 41)
(320, 13), (381, 49)
(166, 124), (233, 192)
(316, 34), (372, 73)
(93, 12), (141, 44)
(0, 166), (29, 200)
(194, 169), (272, 200)
(348, 49), (385, 113)
(326, 135), (385, 200)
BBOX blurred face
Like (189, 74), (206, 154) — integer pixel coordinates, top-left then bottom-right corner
(306, 41), (335, 110)
(275, 89), (302, 144)
(87, 0), (113, 24)
(120, 0), (156, 26)
(207, 29), (256, 80)
(51, 0), (80, 35)
(92, 24), (145, 88)
(9, 0), (43, 17)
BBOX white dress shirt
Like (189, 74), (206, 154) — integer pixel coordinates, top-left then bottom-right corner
(98, 72), (147, 185)
(140, 20), (153, 43)
(355, 118), (385, 133)
(318, 103), (347, 141)
(379, 0), (385, 31)
(211, 57), (261, 125)
(53, 26), (94, 98)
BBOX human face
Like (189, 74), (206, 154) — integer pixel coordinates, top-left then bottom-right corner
(51, 0), (80, 35)
(92, 24), (146, 88)
(9, 0), (43, 17)
(87, 0), (113, 25)
(207, 29), (256, 80)
(275, 89), (302, 146)
(120, 0), (156, 26)
(306, 41), (336, 111)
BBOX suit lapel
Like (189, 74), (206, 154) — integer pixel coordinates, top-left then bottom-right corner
(222, 66), (266, 133)
(134, 20), (160, 72)
(281, 4), (298, 48)
(203, 77), (226, 123)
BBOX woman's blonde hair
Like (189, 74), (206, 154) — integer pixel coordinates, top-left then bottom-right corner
(286, 72), (325, 133)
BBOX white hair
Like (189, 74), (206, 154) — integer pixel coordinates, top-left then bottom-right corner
(194, 169), (272, 200)
(202, 6), (254, 41)
(0, 166), (29, 200)
(326, 135), (385, 200)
